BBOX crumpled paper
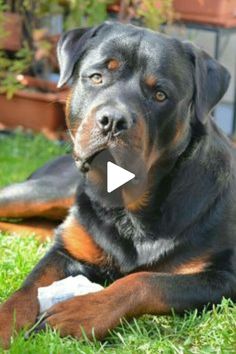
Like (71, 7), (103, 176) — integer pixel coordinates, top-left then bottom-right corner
(38, 275), (104, 314)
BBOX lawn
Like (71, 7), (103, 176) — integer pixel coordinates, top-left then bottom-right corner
(0, 132), (235, 354)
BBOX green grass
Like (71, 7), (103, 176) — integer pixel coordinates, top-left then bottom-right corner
(0, 133), (236, 353)
(0, 132), (70, 188)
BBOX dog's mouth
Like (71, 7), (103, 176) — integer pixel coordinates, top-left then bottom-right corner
(73, 147), (106, 173)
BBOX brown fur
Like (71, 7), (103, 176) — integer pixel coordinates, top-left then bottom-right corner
(0, 197), (74, 221)
(62, 216), (107, 265)
(107, 59), (120, 71)
(145, 75), (157, 87)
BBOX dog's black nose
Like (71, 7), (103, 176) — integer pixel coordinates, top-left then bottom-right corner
(96, 108), (130, 136)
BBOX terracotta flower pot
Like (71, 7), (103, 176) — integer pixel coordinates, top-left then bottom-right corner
(173, 0), (236, 27)
(0, 12), (23, 51)
(0, 76), (69, 140)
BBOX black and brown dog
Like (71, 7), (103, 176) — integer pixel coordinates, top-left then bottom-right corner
(0, 22), (236, 348)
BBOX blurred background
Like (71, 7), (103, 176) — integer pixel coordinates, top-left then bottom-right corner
(0, 0), (235, 139)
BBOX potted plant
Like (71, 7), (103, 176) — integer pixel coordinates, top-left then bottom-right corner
(173, 0), (236, 27)
(0, 0), (23, 51)
(0, 0), (67, 138)
(0, 0), (115, 138)
(107, 0), (174, 29)
(0, 73), (68, 139)
(136, 0), (174, 29)
(0, 12), (23, 51)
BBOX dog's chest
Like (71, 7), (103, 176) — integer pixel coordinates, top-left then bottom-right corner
(95, 210), (177, 273)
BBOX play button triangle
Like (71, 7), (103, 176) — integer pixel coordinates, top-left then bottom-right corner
(107, 161), (135, 193)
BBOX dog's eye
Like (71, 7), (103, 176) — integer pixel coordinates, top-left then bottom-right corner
(155, 91), (167, 102)
(90, 73), (103, 85)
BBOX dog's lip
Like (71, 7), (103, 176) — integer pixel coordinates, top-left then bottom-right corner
(73, 147), (106, 173)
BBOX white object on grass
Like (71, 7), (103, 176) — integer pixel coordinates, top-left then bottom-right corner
(38, 275), (104, 314)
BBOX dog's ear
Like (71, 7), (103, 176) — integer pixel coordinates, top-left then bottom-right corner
(183, 42), (230, 123)
(57, 26), (101, 88)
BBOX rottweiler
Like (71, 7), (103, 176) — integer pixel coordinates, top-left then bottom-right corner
(0, 22), (236, 349)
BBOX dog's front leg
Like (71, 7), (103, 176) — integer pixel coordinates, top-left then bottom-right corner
(0, 246), (68, 349)
(0, 211), (109, 349)
(33, 270), (235, 340)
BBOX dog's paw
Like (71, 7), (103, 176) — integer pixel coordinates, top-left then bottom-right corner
(0, 289), (39, 349)
(33, 290), (126, 340)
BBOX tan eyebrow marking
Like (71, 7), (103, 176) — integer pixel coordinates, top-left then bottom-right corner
(145, 75), (158, 87)
(107, 59), (120, 71)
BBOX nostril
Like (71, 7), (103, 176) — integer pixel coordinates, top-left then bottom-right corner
(97, 115), (112, 133)
(99, 115), (109, 127)
(116, 118), (128, 132)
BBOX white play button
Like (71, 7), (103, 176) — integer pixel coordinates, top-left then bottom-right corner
(107, 161), (135, 193)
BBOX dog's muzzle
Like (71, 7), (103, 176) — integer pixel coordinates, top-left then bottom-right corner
(95, 106), (133, 137)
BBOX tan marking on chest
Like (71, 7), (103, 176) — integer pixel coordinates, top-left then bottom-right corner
(62, 217), (106, 265)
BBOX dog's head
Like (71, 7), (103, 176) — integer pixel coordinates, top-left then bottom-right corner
(58, 22), (230, 207)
